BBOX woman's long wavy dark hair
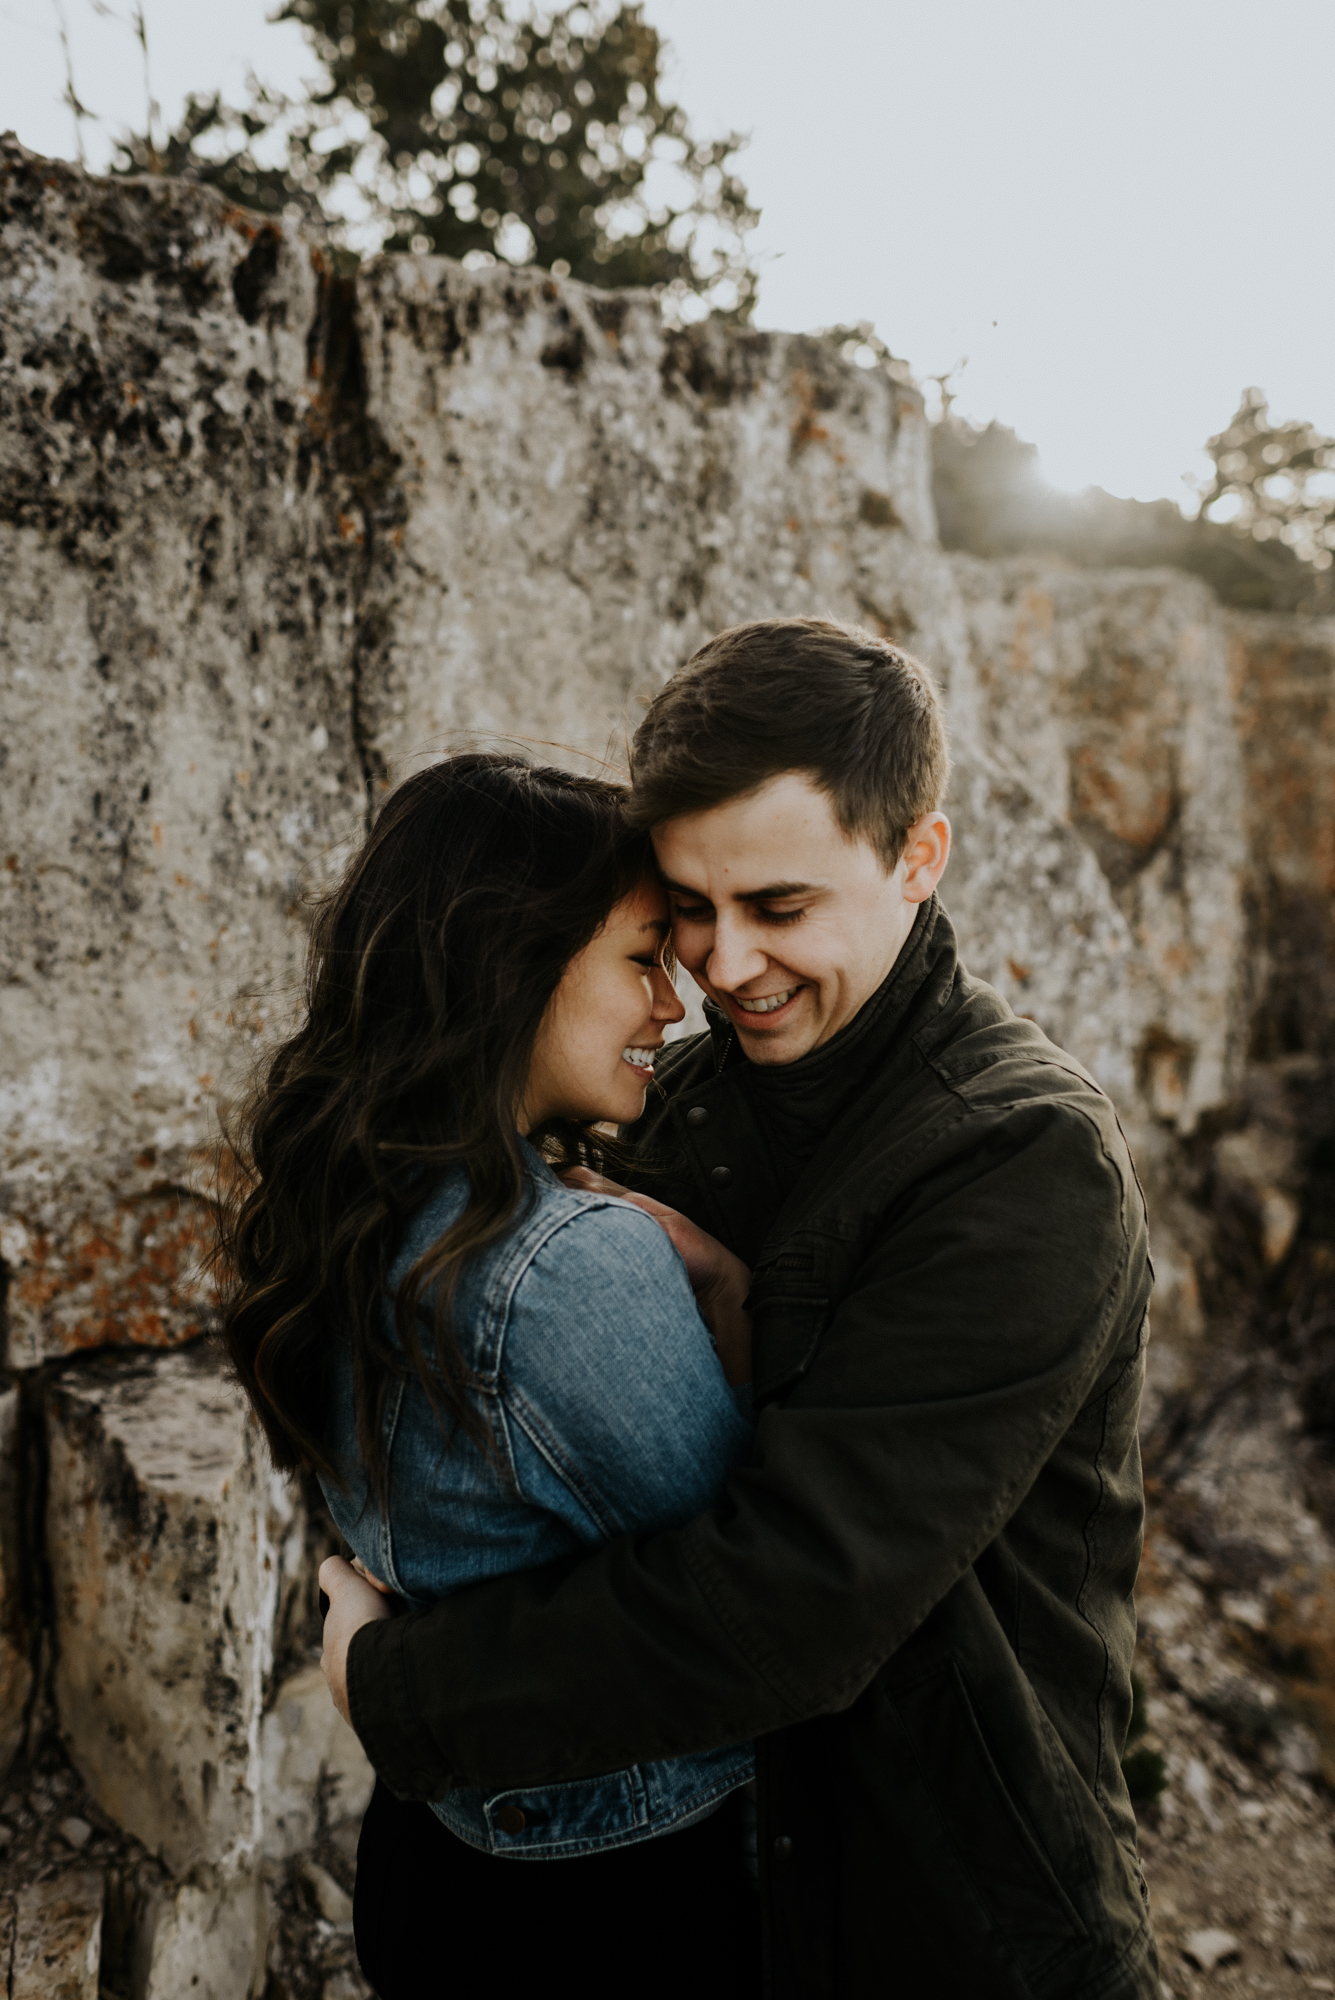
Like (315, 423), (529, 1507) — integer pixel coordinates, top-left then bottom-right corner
(218, 753), (656, 1505)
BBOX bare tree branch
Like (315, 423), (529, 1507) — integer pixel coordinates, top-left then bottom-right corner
(50, 0), (89, 168)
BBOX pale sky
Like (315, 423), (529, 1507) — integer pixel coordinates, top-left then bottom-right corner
(3, 0), (1330, 505)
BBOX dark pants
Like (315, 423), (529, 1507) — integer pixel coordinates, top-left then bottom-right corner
(355, 1779), (763, 1999)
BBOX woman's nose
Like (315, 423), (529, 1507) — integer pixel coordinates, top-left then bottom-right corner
(651, 965), (687, 1024)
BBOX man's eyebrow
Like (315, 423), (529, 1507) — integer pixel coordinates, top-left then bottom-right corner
(735, 881), (819, 901)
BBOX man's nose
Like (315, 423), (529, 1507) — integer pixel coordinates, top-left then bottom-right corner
(651, 964), (686, 1025)
(706, 917), (770, 992)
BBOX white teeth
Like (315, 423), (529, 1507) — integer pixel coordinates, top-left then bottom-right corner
(735, 988), (796, 1015)
(621, 1046), (656, 1067)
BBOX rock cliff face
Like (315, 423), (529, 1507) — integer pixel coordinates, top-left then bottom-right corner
(4, 137), (1335, 1993)
(0, 154), (366, 1377)
(0, 138), (1151, 1371)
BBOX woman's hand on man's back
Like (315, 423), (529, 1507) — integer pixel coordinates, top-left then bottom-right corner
(561, 1168), (752, 1387)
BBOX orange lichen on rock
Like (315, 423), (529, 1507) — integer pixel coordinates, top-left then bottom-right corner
(7, 1189), (220, 1365)
(788, 368), (831, 453)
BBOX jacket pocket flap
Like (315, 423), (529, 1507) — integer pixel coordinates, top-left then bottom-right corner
(748, 1292), (828, 1403)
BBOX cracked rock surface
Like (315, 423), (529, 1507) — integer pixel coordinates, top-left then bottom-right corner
(0, 134), (1152, 1374)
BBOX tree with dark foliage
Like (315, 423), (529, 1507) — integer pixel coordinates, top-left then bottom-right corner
(114, 1), (758, 319)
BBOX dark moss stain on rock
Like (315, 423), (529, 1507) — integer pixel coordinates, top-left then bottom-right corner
(404, 296), (464, 364)
(859, 488), (904, 530)
(94, 224), (149, 286)
(589, 294), (630, 341)
(304, 267), (401, 500)
(540, 307), (588, 380)
(301, 263), (406, 825)
(438, 299), (463, 363)
(231, 226), (284, 327)
(195, 515), (224, 592)
(661, 325), (771, 408)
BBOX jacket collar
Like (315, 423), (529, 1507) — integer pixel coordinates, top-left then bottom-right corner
(701, 895), (958, 1153)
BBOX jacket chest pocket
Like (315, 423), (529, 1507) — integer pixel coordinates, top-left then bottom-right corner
(747, 1253), (828, 1405)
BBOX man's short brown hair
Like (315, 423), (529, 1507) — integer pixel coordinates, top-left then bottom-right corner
(628, 618), (950, 867)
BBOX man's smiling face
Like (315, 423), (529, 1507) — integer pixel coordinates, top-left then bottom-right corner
(654, 771), (950, 1066)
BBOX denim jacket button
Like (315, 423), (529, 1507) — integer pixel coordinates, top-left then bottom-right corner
(496, 1806), (526, 1834)
(687, 1106), (709, 1126)
(772, 1834), (794, 1861)
(710, 1165), (732, 1188)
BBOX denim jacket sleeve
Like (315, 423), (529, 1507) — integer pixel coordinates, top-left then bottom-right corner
(500, 1197), (753, 1542)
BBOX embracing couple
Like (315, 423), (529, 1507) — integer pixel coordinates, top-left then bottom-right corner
(223, 618), (1158, 1999)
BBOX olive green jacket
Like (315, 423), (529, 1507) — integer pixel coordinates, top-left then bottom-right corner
(347, 900), (1158, 1998)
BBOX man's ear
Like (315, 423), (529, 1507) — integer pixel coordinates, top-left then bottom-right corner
(901, 813), (951, 905)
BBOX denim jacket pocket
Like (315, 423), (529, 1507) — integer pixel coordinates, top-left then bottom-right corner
(430, 1742), (754, 1859)
(429, 1774), (637, 1858)
(482, 1767), (648, 1857)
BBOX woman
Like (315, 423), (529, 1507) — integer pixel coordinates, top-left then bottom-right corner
(219, 754), (760, 1998)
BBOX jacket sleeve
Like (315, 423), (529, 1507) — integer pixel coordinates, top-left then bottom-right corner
(498, 1198), (753, 1541)
(346, 1098), (1138, 1798)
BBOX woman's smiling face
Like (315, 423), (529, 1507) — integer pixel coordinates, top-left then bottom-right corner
(522, 880), (686, 1131)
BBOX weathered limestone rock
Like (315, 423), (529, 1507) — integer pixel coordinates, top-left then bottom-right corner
(1229, 614), (1335, 1055)
(952, 559), (1249, 1134)
(299, 1857), (353, 1927)
(0, 143), (367, 1367)
(8, 1871), (103, 2000)
(44, 1346), (307, 1876)
(349, 253), (941, 775)
(7, 138), (1334, 1413)
(1, 138), (1147, 1368)
(138, 1870), (267, 2000)
(260, 1664), (374, 1858)
(1212, 1123), (1303, 1270)
(0, 1384), (33, 1777)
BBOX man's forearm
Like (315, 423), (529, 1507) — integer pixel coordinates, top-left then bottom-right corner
(346, 1108), (1140, 1799)
(347, 1311), (1125, 1798)
(348, 1520), (799, 1799)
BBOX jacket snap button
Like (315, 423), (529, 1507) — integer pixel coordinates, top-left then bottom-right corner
(772, 1835), (794, 1861)
(710, 1165), (732, 1188)
(687, 1106), (709, 1127)
(496, 1806), (526, 1834)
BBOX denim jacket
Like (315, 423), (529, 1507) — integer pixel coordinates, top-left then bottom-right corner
(320, 1144), (755, 1857)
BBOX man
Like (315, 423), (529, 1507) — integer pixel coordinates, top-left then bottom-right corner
(323, 618), (1158, 1997)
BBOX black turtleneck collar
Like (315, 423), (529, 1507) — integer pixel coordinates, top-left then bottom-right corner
(701, 896), (948, 1191)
